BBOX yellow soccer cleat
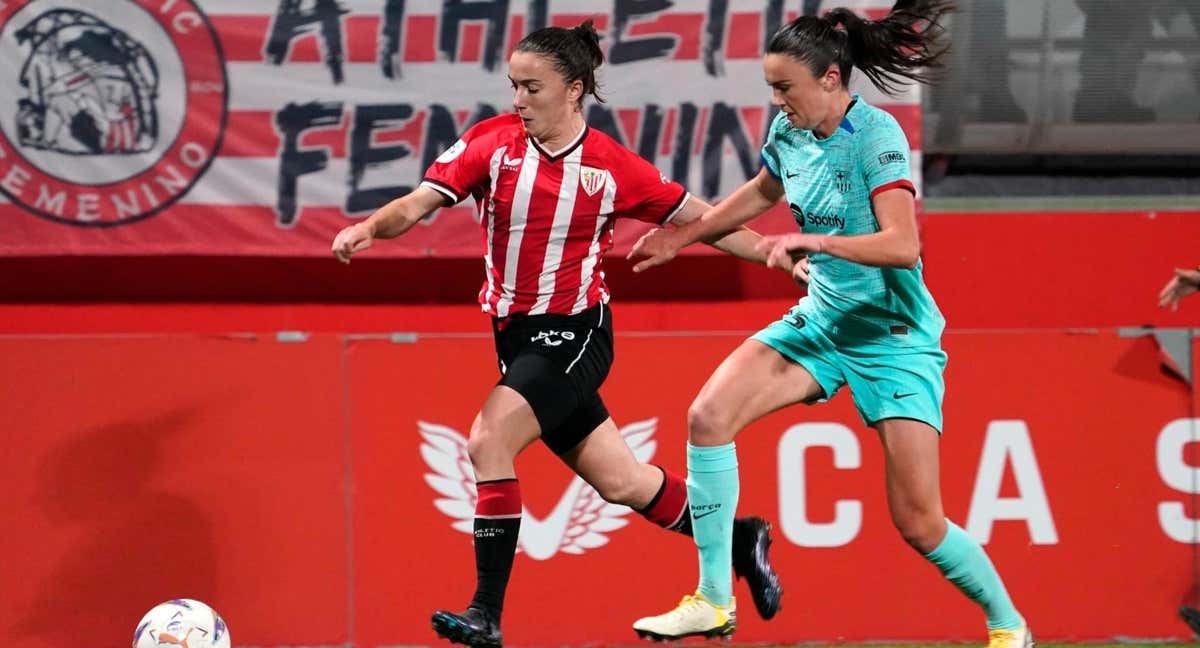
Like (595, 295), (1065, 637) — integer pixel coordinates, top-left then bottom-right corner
(632, 592), (736, 641)
(987, 622), (1035, 648)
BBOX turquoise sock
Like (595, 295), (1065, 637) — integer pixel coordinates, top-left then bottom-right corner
(924, 520), (1023, 630)
(687, 442), (739, 607)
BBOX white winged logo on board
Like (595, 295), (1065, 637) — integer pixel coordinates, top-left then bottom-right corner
(419, 418), (658, 559)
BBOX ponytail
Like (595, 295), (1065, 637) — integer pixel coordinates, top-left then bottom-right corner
(769, 0), (954, 95)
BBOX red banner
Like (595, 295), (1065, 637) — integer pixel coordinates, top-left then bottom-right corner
(1, 328), (1196, 647)
(0, 0), (917, 257)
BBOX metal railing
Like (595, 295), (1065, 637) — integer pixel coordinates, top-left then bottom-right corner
(924, 0), (1200, 154)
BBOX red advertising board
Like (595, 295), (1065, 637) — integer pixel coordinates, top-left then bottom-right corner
(2, 209), (1199, 333)
(0, 336), (350, 648)
(2, 328), (1196, 646)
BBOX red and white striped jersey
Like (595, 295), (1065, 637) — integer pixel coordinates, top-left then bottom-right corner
(421, 113), (689, 318)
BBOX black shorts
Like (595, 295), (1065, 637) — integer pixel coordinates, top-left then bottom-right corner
(492, 302), (614, 455)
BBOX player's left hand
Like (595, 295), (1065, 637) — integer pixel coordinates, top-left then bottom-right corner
(756, 233), (825, 272)
(628, 227), (684, 272)
(1159, 267), (1200, 310)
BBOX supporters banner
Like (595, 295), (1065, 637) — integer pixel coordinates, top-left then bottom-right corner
(0, 0), (919, 256)
(2, 328), (1196, 647)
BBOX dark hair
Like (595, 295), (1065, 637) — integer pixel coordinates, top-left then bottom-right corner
(767, 0), (954, 96)
(514, 19), (605, 105)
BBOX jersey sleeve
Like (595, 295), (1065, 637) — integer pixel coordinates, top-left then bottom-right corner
(420, 121), (494, 205)
(610, 150), (689, 225)
(858, 113), (916, 198)
(759, 112), (787, 181)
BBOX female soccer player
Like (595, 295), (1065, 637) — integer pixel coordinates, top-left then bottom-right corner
(331, 21), (782, 648)
(628, 3), (1032, 647)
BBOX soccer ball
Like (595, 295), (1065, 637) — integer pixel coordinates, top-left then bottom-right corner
(132, 598), (230, 648)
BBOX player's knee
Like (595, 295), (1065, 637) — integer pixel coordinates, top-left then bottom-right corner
(687, 398), (734, 446)
(890, 508), (944, 554)
(591, 473), (639, 506)
(465, 432), (491, 467)
(467, 420), (511, 470)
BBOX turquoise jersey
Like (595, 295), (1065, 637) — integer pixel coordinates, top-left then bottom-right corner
(760, 96), (944, 349)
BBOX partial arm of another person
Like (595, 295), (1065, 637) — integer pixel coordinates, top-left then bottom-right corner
(1159, 267), (1200, 310)
(628, 168), (785, 272)
(331, 186), (447, 263)
(666, 196), (771, 266)
(757, 187), (920, 271)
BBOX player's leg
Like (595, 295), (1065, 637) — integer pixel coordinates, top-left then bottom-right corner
(531, 296), (785, 607)
(684, 317), (840, 608)
(431, 385), (541, 648)
(540, 302), (709, 546)
(559, 408), (783, 619)
(434, 309), (599, 648)
(635, 314), (841, 641)
(846, 347), (1030, 648)
(558, 411), (675, 514)
(875, 417), (1031, 648)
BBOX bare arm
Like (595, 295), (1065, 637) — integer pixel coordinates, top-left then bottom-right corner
(822, 188), (920, 268)
(628, 169), (784, 272)
(757, 187), (921, 271)
(331, 186), (447, 263)
(363, 185), (447, 239)
(667, 197), (769, 265)
(671, 169), (784, 247)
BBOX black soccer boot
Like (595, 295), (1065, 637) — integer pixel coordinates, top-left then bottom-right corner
(432, 606), (503, 648)
(732, 516), (783, 620)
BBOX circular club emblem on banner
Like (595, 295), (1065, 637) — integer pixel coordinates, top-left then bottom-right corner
(0, 0), (227, 226)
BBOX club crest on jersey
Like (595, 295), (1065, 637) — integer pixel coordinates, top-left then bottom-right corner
(834, 169), (851, 193)
(0, 0), (227, 226)
(579, 166), (608, 197)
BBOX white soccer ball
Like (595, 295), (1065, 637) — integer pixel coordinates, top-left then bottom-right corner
(132, 598), (231, 648)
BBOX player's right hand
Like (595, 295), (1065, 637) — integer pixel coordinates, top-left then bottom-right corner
(791, 256), (810, 287)
(757, 233), (824, 273)
(331, 222), (375, 264)
(1159, 267), (1200, 310)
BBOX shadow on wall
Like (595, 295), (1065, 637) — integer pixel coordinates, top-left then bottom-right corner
(12, 407), (219, 646)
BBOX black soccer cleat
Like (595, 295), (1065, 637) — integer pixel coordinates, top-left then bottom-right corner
(432, 606), (503, 648)
(732, 516), (783, 620)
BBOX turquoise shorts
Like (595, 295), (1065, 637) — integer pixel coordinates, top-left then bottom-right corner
(751, 307), (947, 432)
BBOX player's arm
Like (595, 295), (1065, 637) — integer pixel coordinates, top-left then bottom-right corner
(664, 196), (769, 265)
(1160, 266), (1200, 310)
(757, 187), (919, 271)
(628, 168), (784, 272)
(331, 186), (446, 264)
